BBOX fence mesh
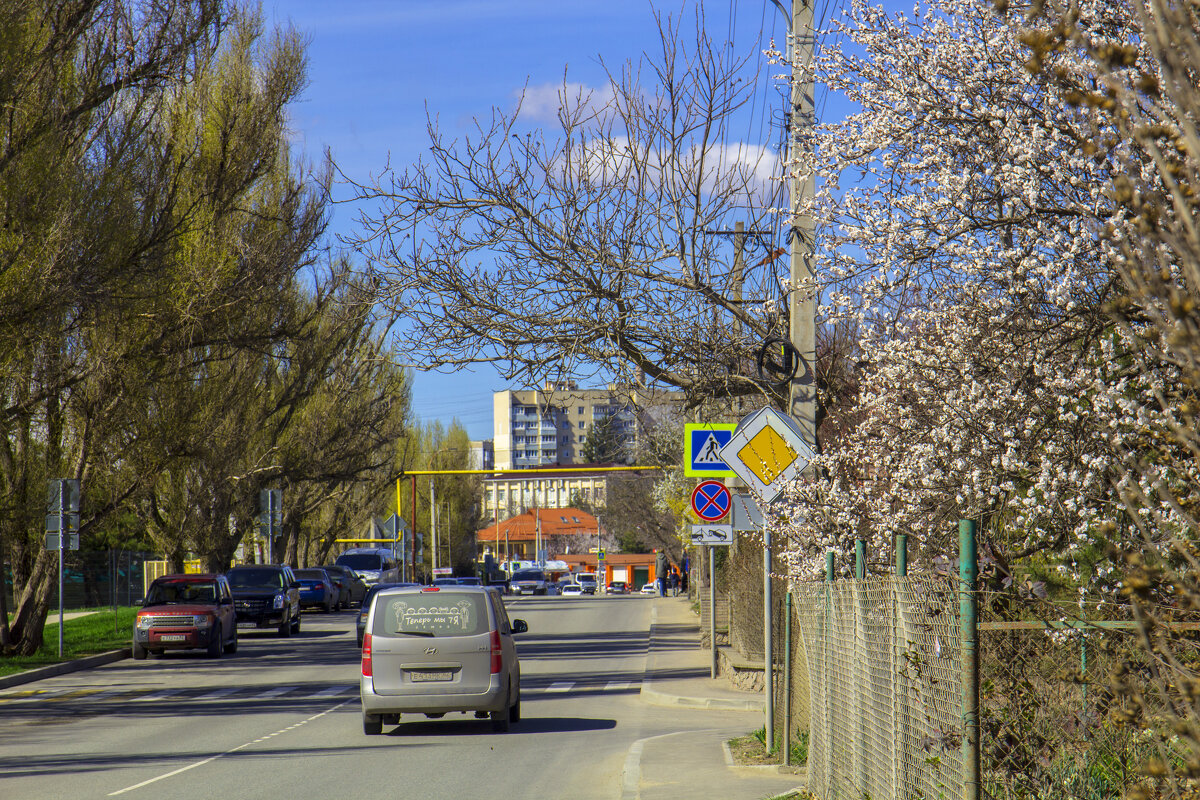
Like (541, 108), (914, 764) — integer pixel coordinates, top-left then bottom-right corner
(796, 575), (963, 800)
(795, 577), (1197, 800)
(977, 596), (1196, 800)
(2, 550), (154, 609)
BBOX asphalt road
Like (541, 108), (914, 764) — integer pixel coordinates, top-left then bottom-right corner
(0, 593), (734, 799)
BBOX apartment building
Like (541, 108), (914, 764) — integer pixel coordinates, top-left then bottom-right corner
(481, 467), (610, 521)
(492, 381), (680, 470)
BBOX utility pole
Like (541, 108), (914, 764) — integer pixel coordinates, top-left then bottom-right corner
(786, 0), (817, 444)
(765, 0), (818, 756)
(430, 478), (437, 572)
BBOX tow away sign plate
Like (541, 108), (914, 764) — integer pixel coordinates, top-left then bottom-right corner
(690, 524), (733, 546)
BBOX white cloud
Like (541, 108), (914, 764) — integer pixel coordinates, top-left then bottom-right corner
(516, 82), (616, 122)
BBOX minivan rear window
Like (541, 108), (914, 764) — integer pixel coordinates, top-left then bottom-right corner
(336, 554), (385, 570)
(511, 570), (545, 581)
(372, 592), (488, 637)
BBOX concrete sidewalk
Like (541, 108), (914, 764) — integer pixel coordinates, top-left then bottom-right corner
(622, 596), (805, 800)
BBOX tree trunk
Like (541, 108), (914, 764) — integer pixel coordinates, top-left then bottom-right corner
(4, 551), (56, 656)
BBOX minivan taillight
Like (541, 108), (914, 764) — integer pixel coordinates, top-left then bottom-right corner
(361, 633), (373, 677)
(489, 629), (502, 674)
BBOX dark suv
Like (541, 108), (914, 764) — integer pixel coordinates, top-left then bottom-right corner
(227, 565), (302, 637)
(133, 574), (238, 659)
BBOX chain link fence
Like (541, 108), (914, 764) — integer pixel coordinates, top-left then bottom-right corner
(792, 565), (1189, 800)
(977, 596), (1193, 800)
(3, 550), (155, 610)
(796, 575), (964, 800)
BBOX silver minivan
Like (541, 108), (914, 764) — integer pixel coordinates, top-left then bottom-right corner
(360, 586), (527, 734)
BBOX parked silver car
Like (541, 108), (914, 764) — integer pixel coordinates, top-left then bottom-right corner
(360, 586), (527, 734)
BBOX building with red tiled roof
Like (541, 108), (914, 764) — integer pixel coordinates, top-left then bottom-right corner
(476, 507), (603, 561)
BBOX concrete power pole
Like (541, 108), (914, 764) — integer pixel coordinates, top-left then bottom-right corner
(787, 0), (817, 444)
(766, 0), (818, 757)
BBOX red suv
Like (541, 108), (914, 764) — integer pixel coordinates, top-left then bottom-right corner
(133, 574), (238, 659)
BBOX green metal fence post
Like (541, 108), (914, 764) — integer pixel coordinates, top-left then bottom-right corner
(854, 538), (867, 792)
(824, 551), (834, 792)
(960, 519), (980, 800)
(894, 532), (908, 794)
(784, 590), (793, 767)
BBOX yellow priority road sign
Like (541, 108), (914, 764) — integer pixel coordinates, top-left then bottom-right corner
(719, 407), (816, 503)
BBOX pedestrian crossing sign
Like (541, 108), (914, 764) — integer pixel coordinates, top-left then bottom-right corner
(683, 423), (736, 477)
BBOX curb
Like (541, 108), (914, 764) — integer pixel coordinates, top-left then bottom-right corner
(639, 601), (764, 712)
(640, 681), (764, 711)
(621, 729), (718, 800)
(0, 648), (129, 690)
(721, 739), (809, 778)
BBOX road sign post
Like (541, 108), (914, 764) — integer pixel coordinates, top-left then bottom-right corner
(259, 489), (282, 564)
(46, 478), (80, 658)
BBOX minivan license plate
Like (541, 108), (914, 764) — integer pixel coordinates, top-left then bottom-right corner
(410, 671), (452, 682)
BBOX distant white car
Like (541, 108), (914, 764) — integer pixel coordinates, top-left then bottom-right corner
(640, 583), (658, 595)
(561, 584), (583, 596)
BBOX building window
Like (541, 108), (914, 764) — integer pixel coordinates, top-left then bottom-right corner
(577, 406), (583, 414)
(578, 435), (585, 443)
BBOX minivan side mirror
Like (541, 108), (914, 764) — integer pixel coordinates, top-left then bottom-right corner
(511, 619), (528, 634)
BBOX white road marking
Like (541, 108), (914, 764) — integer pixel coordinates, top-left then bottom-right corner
(253, 685), (298, 698)
(311, 684), (356, 697)
(605, 681), (631, 692)
(107, 698), (353, 796)
(545, 682), (574, 693)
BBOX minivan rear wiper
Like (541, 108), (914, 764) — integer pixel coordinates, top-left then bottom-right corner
(394, 630), (435, 637)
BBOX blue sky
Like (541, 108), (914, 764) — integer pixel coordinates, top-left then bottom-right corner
(268, 1), (797, 439)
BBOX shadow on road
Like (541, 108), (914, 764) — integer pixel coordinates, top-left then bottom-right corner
(383, 716), (617, 737)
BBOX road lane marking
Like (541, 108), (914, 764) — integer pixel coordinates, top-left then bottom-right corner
(107, 698), (354, 796)
(605, 681), (631, 692)
(253, 685), (299, 698)
(311, 684), (356, 697)
(51, 688), (106, 700)
(190, 687), (241, 700)
(0, 688), (68, 702)
(545, 682), (574, 693)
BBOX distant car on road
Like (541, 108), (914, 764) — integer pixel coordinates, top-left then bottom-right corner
(133, 574), (238, 659)
(227, 564), (302, 636)
(607, 581), (629, 594)
(335, 548), (401, 588)
(560, 583), (583, 597)
(360, 585), (528, 734)
(510, 569), (549, 596)
(320, 564), (367, 607)
(575, 573), (598, 595)
(432, 577), (460, 587)
(294, 568), (339, 612)
(640, 582), (658, 595)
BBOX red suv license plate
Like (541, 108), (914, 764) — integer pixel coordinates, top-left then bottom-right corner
(159, 634), (187, 642)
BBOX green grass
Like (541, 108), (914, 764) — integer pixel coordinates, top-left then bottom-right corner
(0, 606), (139, 678)
(751, 725), (810, 764)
